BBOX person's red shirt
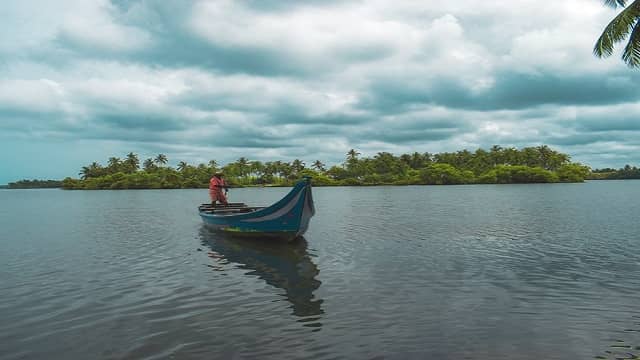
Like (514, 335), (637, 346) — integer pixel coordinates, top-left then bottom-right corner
(209, 176), (225, 190)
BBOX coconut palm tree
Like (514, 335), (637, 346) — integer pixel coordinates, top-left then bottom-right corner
(208, 160), (218, 171)
(411, 152), (426, 169)
(249, 161), (264, 179)
(154, 154), (168, 167)
(345, 149), (361, 175)
(280, 162), (293, 180)
(312, 160), (326, 172)
(235, 157), (249, 178)
(124, 152), (139, 173)
(346, 149), (360, 162)
(107, 157), (122, 174)
(594, 0), (640, 67)
(291, 159), (306, 175)
(79, 162), (103, 179)
(177, 161), (189, 172)
(272, 160), (284, 179)
(143, 158), (155, 171)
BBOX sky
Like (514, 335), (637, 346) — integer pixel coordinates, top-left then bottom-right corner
(1, 0), (640, 183)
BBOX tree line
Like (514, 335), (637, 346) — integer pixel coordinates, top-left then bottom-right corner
(6, 179), (63, 189)
(589, 165), (640, 180)
(57, 146), (596, 190)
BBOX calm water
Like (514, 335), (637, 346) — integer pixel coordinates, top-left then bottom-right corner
(1, 181), (640, 359)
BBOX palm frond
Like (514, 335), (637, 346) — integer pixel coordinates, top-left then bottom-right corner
(594, 1), (640, 57)
(622, 20), (640, 66)
(604, 0), (627, 9)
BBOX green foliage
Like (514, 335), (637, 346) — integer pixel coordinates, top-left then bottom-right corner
(590, 164), (640, 179)
(62, 146), (592, 189)
(7, 179), (63, 189)
(419, 164), (474, 185)
(557, 164), (591, 182)
(595, 0), (640, 67)
(297, 169), (335, 186)
(340, 178), (362, 186)
(488, 165), (559, 184)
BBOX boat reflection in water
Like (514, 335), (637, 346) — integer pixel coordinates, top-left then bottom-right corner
(199, 226), (324, 326)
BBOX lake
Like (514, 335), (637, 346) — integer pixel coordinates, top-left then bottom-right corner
(1, 181), (639, 359)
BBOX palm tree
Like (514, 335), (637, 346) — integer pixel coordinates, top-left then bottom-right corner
(79, 162), (103, 179)
(154, 154), (168, 167)
(177, 161), (189, 172)
(411, 152), (425, 169)
(235, 157), (249, 178)
(208, 160), (218, 170)
(79, 166), (92, 180)
(312, 160), (326, 172)
(594, 0), (640, 67)
(373, 152), (397, 174)
(345, 149), (361, 175)
(249, 161), (264, 179)
(143, 158), (155, 171)
(280, 162), (293, 180)
(107, 157), (121, 174)
(291, 159), (305, 175)
(346, 149), (360, 162)
(535, 145), (553, 170)
(124, 152), (139, 173)
(489, 145), (503, 167)
(273, 161), (284, 180)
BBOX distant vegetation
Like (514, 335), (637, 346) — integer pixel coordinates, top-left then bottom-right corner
(7, 179), (63, 189)
(589, 165), (640, 180)
(60, 146), (595, 190)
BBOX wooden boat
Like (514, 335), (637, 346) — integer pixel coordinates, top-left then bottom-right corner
(198, 177), (315, 240)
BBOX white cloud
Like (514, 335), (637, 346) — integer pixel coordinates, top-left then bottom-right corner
(57, 0), (151, 52)
(1, 0), (640, 182)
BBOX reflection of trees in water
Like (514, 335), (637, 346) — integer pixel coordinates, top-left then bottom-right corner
(199, 226), (324, 322)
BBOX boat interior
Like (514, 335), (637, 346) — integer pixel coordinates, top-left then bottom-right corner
(198, 202), (266, 215)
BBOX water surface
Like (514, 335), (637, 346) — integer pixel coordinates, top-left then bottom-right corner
(1, 181), (639, 359)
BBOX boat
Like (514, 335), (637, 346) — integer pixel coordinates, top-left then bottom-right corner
(198, 177), (315, 240)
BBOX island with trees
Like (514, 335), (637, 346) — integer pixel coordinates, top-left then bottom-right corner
(6, 179), (63, 189)
(589, 165), (640, 180)
(56, 146), (598, 190)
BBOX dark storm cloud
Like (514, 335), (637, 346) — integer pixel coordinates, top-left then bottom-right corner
(546, 133), (622, 146)
(98, 113), (187, 131)
(139, 39), (315, 76)
(265, 109), (371, 126)
(198, 126), (297, 149)
(577, 116), (640, 132)
(361, 128), (460, 143)
(363, 71), (640, 113)
(484, 72), (640, 109)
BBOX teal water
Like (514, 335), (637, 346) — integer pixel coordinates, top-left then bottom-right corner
(1, 181), (639, 359)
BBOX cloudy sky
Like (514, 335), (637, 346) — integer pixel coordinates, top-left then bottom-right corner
(1, 0), (639, 183)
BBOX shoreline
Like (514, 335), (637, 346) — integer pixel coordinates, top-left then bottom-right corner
(8, 178), (640, 190)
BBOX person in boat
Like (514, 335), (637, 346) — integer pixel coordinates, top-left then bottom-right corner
(209, 172), (229, 206)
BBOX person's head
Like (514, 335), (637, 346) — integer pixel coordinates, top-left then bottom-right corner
(214, 172), (224, 178)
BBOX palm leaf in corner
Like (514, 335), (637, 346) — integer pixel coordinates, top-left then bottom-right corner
(594, 0), (640, 67)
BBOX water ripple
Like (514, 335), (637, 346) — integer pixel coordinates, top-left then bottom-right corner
(2, 184), (640, 359)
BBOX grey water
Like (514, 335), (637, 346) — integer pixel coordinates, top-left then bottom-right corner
(1, 181), (640, 359)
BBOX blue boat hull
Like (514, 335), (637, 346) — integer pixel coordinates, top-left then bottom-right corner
(199, 178), (315, 240)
